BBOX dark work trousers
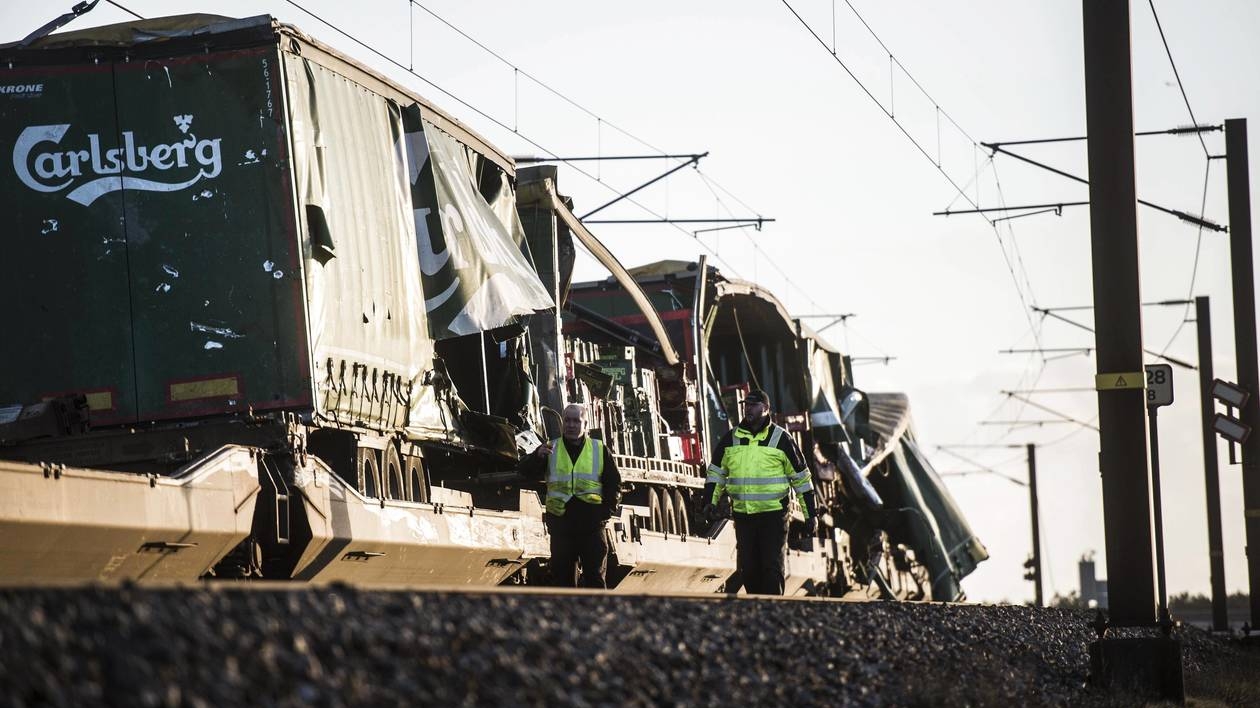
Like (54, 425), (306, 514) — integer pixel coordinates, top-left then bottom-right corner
(545, 498), (609, 588)
(733, 508), (789, 595)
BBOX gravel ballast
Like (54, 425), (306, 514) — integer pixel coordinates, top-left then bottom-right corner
(0, 586), (1254, 707)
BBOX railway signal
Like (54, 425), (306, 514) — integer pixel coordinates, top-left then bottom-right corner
(1210, 379), (1249, 408)
(1208, 378), (1253, 455)
(1023, 556), (1039, 583)
(1212, 412), (1251, 445)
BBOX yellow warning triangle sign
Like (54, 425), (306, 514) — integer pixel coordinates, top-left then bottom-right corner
(1095, 372), (1144, 391)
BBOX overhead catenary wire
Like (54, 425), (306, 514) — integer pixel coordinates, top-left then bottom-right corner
(983, 123), (1221, 149)
(410, 1), (662, 161)
(945, 154), (996, 211)
(936, 445), (1029, 471)
(287, 4), (734, 274)
(779, 0), (1050, 437)
(1001, 393), (1099, 432)
(104, 0), (143, 20)
(991, 449), (1035, 469)
(1147, 0), (1210, 159)
(960, 328), (1048, 448)
(281, 0), (750, 280)
(958, 50), (1218, 444)
(981, 420), (1079, 427)
(1157, 159), (1213, 356)
(935, 448), (1027, 487)
(840, 0), (978, 148)
(398, 1), (856, 323)
(406, 4), (772, 230)
(981, 100), (1219, 371)
(1033, 307), (1196, 370)
(941, 406), (1100, 492)
(1037, 414), (1100, 449)
(1005, 387), (1096, 394)
(979, 168), (1049, 434)
(990, 159), (1045, 351)
(982, 143), (1224, 232)
(779, 0), (981, 209)
(995, 363), (1048, 438)
(992, 206), (1063, 225)
(840, 320), (895, 361)
(694, 172), (830, 316)
(1040, 516), (1058, 597)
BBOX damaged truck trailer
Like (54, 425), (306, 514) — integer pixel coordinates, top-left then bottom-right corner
(0, 14), (986, 598)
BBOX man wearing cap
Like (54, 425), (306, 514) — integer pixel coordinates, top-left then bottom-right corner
(701, 389), (817, 595)
(521, 403), (622, 588)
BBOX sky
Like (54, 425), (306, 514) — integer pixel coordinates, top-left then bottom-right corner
(4, 0), (1259, 609)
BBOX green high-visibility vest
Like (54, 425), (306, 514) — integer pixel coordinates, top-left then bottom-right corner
(713, 424), (813, 515)
(546, 437), (604, 516)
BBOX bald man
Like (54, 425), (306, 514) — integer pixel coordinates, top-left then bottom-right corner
(522, 404), (622, 588)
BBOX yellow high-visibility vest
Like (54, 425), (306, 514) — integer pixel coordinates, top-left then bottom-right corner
(712, 424), (813, 514)
(546, 437), (604, 516)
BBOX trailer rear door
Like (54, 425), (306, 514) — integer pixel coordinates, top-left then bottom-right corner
(0, 63), (135, 425)
(0, 46), (310, 425)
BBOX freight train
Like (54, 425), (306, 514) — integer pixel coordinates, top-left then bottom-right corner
(0, 12), (987, 598)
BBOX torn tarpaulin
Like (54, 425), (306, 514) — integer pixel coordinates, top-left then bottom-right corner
(401, 105), (551, 340)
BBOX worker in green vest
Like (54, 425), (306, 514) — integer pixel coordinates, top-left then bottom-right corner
(523, 403), (622, 588)
(701, 389), (817, 595)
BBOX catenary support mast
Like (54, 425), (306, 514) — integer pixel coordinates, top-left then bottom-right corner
(1081, 0), (1156, 626)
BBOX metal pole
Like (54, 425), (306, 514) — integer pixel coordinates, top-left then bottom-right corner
(553, 210), (566, 409)
(1196, 296), (1229, 631)
(480, 331), (491, 414)
(1081, 0), (1156, 626)
(579, 152), (707, 220)
(1148, 405), (1171, 631)
(1028, 443), (1043, 607)
(1225, 118), (1260, 628)
(692, 255), (709, 459)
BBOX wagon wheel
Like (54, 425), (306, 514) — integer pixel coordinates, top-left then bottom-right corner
(673, 489), (690, 537)
(355, 446), (382, 498)
(648, 487), (664, 532)
(660, 488), (678, 536)
(383, 442), (405, 500)
(404, 453), (428, 503)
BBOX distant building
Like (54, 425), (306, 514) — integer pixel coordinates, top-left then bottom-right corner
(1079, 552), (1108, 609)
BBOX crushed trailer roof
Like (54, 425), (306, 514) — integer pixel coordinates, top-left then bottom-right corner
(1, 13), (514, 176)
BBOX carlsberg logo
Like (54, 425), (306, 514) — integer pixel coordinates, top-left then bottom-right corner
(13, 115), (222, 206)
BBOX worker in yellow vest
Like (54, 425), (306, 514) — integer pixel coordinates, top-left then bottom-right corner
(523, 403), (622, 587)
(701, 389), (817, 595)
